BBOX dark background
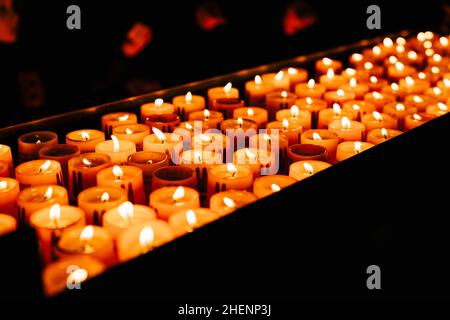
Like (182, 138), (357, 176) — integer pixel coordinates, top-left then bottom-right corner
(0, 0), (447, 127)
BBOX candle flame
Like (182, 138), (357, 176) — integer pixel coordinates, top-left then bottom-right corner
(407, 51), (418, 60)
(425, 48), (434, 57)
(0, 181), (7, 190)
(82, 158), (92, 167)
(275, 70), (284, 81)
(417, 32), (426, 42)
(312, 132), (322, 140)
(247, 108), (254, 117)
(255, 75), (262, 85)
(322, 57), (332, 66)
(425, 31), (434, 40)
(413, 95), (423, 103)
(433, 87), (442, 95)
(388, 56), (398, 64)
(433, 54), (442, 62)
(185, 122), (193, 131)
(223, 197), (235, 209)
(354, 141), (362, 153)
(152, 127), (166, 143)
(307, 79), (315, 88)
(186, 209), (197, 228)
(370, 76), (378, 84)
(200, 134), (212, 143)
(80, 226), (94, 242)
(364, 62), (373, 70)
(118, 201), (134, 220)
(396, 37), (406, 45)
(226, 163), (238, 176)
(341, 117), (351, 129)
(36, 140), (42, 144)
(245, 148), (257, 161)
(383, 37), (393, 47)
(185, 91), (192, 103)
(440, 36), (449, 46)
(147, 160), (153, 164)
(381, 128), (388, 139)
(405, 76), (415, 86)
(281, 91), (288, 98)
(271, 183), (281, 192)
(282, 118), (289, 130)
(337, 89), (345, 97)
(155, 98), (164, 107)
(326, 68), (334, 78)
(352, 104), (360, 110)
(67, 268), (88, 285)
(203, 109), (210, 119)
(237, 117), (244, 128)
(287, 67), (298, 75)
(290, 105), (299, 118)
(349, 78), (357, 87)
(303, 162), (314, 175)
(43, 187), (53, 201)
(345, 68), (356, 76)
(118, 114), (129, 121)
(49, 204), (61, 224)
(395, 62), (405, 71)
(306, 97), (313, 105)
(112, 165), (123, 179)
(352, 53), (363, 61)
(263, 133), (271, 143)
(372, 111), (383, 121)
(372, 46), (381, 55)
(395, 103), (405, 111)
(437, 102), (448, 111)
(413, 113), (422, 121)
(224, 82), (232, 93)
(125, 128), (133, 135)
(372, 92), (383, 99)
(101, 192), (109, 202)
(172, 186), (185, 201)
(111, 135), (120, 152)
(139, 226), (154, 249)
(333, 103), (341, 115)
(391, 83), (399, 91)
(39, 160), (51, 173)
(418, 72), (427, 79)
(80, 131), (90, 141)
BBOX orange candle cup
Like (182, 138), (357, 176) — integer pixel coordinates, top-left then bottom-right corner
(0, 144), (14, 176)
(95, 135), (136, 165)
(101, 112), (138, 138)
(382, 102), (418, 131)
(381, 82), (408, 100)
(209, 190), (258, 216)
(112, 124), (150, 151)
(150, 186), (200, 220)
(39, 144), (80, 188)
(189, 109), (224, 130)
(30, 204), (85, 264)
(233, 107), (268, 129)
(15, 159), (63, 190)
(144, 114), (180, 134)
(140, 98), (175, 122)
(0, 178), (20, 218)
(336, 141), (375, 162)
(399, 76), (430, 95)
(328, 117), (366, 142)
(287, 144), (328, 165)
(367, 76), (389, 92)
(261, 71), (290, 91)
(78, 186), (128, 226)
(233, 148), (276, 178)
(127, 151), (169, 196)
(367, 128), (402, 145)
(17, 185), (69, 225)
(358, 61), (384, 78)
(175, 121), (207, 137)
(295, 79), (326, 99)
(207, 163), (253, 200)
(283, 67), (308, 91)
(323, 89), (356, 107)
(103, 201), (157, 239)
(387, 62), (416, 81)
(315, 57), (343, 75)
(265, 90), (297, 121)
(207, 82), (239, 107)
(361, 111), (398, 132)
(143, 129), (183, 160)
(116, 220), (175, 262)
(66, 130), (105, 154)
(300, 129), (340, 163)
(426, 102), (450, 117)
(267, 119), (303, 146)
(339, 78), (369, 99)
(248, 133), (289, 173)
(404, 113), (437, 130)
(0, 213), (17, 236)
(245, 75), (274, 107)
(0, 161), (8, 177)
(18, 131), (58, 163)
(424, 86), (449, 103)
(349, 53), (367, 68)
(151, 166), (198, 191)
(191, 132), (229, 162)
(319, 69), (347, 90)
(172, 91), (206, 121)
(341, 68), (370, 82)
(97, 165), (146, 205)
(363, 91), (396, 111)
(276, 105), (311, 130)
(404, 94), (437, 112)
(317, 103), (355, 129)
(252, 174), (296, 199)
(289, 160), (331, 181)
(55, 225), (116, 267)
(168, 208), (218, 237)
(342, 100), (378, 121)
(295, 97), (328, 128)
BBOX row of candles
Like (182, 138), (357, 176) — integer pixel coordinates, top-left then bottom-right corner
(1, 31), (449, 297)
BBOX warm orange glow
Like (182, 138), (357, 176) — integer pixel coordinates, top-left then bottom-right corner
(396, 37), (406, 45)
(341, 117), (351, 129)
(312, 132), (322, 140)
(43, 187), (53, 201)
(425, 49), (434, 57)
(39, 160), (51, 173)
(49, 204), (61, 224)
(417, 32), (426, 42)
(287, 67), (298, 75)
(407, 51), (417, 60)
(396, 45), (405, 53)
(372, 111), (383, 121)
(370, 76), (378, 84)
(155, 98), (164, 107)
(438, 102), (448, 111)
(185, 122), (193, 131)
(395, 103), (405, 111)
(349, 78), (357, 87)
(139, 226), (154, 249)
(245, 148), (257, 161)
(354, 141), (362, 153)
(275, 71), (284, 81)
(433, 54), (442, 62)
(381, 128), (388, 139)
(67, 268), (88, 285)
(111, 135), (120, 152)
(172, 186), (185, 202)
(281, 91), (288, 98)
(352, 104), (361, 110)
(80, 226), (94, 242)
(112, 165), (123, 179)
(237, 117), (244, 128)
(255, 75), (262, 85)
(307, 79), (315, 88)
(118, 114), (129, 121)
(125, 128), (133, 135)
(226, 163), (238, 176)
(282, 118), (289, 130)
(303, 162), (314, 174)
(271, 183), (281, 192)
(364, 62), (373, 70)
(152, 127), (166, 143)
(337, 89), (345, 97)
(101, 192), (109, 202)
(352, 53), (363, 61)
(224, 82), (232, 93)
(326, 68), (334, 78)
(247, 108), (254, 117)
(333, 103), (341, 115)
(433, 87), (442, 95)
(194, 151), (202, 163)
(203, 109), (210, 119)
(306, 97), (313, 105)
(80, 131), (90, 141)
(413, 95), (423, 103)
(391, 83), (399, 91)
(0, 181), (7, 190)
(440, 36), (449, 47)
(383, 37), (393, 47)
(413, 113), (423, 121)
(423, 41), (432, 49)
(345, 68), (356, 76)
(82, 158), (92, 167)
(405, 76), (415, 86)
(118, 201), (134, 220)
(372, 92), (383, 99)
(200, 133), (212, 143)
(372, 46), (381, 55)
(322, 57), (332, 66)
(223, 197), (236, 208)
(186, 210), (197, 228)
(395, 62), (405, 71)
(290, 105), (299, 118)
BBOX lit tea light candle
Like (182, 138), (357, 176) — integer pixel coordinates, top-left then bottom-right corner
(248, 133), (289, 173)
(339, 78), (369, 99)
(18, 131), (58, 163)
(30, 204), (85, 263)
(341, 68), (369, 82)
(191, 133), (229, 159)
(112, 124), (150, 151)
(17, 185), (69, 225)
(101, 112), (138, 138)
(295, 97), (328, 128)
(149, 186), (200, 220)
(103, 201), (157, 239)
(168, 208), (218, 237)
(233, 107), (268, 128)
(424, 86), (448, 103)
(207, 82), (239, 106)
(317, 103), (355, 129)
(300, 129), (340, 163)
(399, 76), (430, 94)
(276, 105), (311, 130)
(382, 102), (418, 130)
(366, 128), (402, 145)
(209, 190), (258, 216)
(328, 117), (366, 142)
(66, 130), (105, 153)
(283, 67), (308, 91)
(252, 174), (296, 198)
(349, 53), (366, 68)
(267, 118), (303, 145)
(342, 100), (377, 121)
(437, 78), (450, 94)
(189, 109), (224, 130)
(95, 135), (136, 165)
(295, 79), (326, 99)
(56, 225), (116, 267)
(0, 213), (17, 236)
(404, 94), (437, 112)
(68, 153), (112, 202)
(78, 187), (128, 225)
(288, 160), (331, 181)
(207, 163), (253, 200)
(363, 91), (396, 111)
(15, 159), (63, 190)
(0, 178), (20, 217)
(336, 141), (374, 162)
(116, 220), (175, 262)
(265, 90), (297, 121)
(172, 91), (206, 120)
(315, 57), (343, 75)
(367, 76), (389, 92)
(387, 61), (416, 81)
(262, 70), (290, 91)
(319, 68), (347, 90)
(361, 111), (398, 131)
(39, 144), (80, 188)
(0, 144), (14, 176)
(404, 113), (437, 130)
(426, 102), (449, 117)
(97, 165), (146, 205)
(143, 128), (182, 160)
(323, 89), (356, 107)
(358, 61), (384, 77)
(233, 148), (275, 178)
(245, 75), (274, 106)
(221, 117), (258, 133)
(140, 98), (175, 122)
(381, 82), (407, 100)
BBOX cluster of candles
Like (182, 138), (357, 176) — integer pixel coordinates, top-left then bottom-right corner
(1, 31), (449, 297)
